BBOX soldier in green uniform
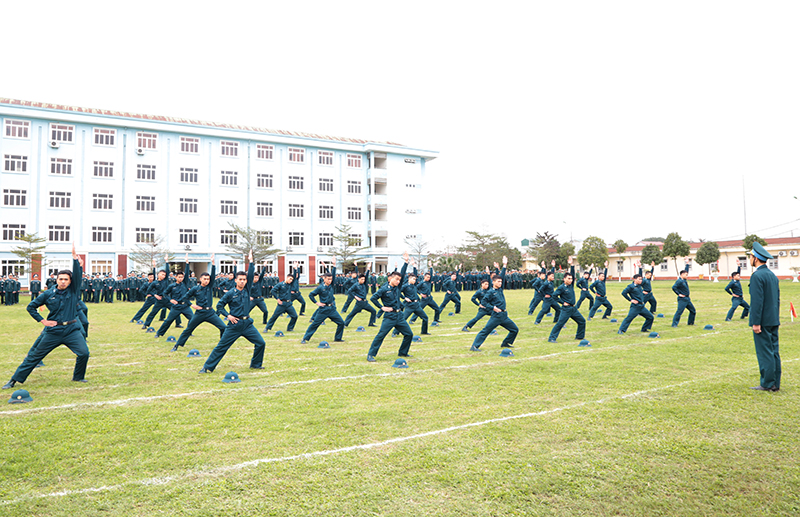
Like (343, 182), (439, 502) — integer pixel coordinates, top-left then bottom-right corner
(547, 258), (586, 342)
(671, 258), (695, 327)
(588, 262), (613, 320)
(301, 257), (346, 344)
(575, 266), (593, 310)
(30, 274), (41, 300)
(725, 266), (750, 321)
(367, 253), (413, 361)
(534, 261), (561, 324)
(747, 242), (781, 391)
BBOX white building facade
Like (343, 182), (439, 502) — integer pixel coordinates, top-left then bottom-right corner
(0, 98), (437, 284)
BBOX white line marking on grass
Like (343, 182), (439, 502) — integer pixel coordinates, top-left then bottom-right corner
(3, 365), (783, 506)
(0, 330), (740, 416)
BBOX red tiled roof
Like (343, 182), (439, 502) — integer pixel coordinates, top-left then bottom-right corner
(0, 97), (405, 147)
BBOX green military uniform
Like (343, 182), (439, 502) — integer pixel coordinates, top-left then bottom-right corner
(748, 243), (781, 391)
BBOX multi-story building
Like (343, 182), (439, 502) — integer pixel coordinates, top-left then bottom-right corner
(0, 98), (437, 285)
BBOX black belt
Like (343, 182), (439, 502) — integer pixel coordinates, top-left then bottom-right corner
(56, 319), (77, 326)
(199, 306), (214, 310)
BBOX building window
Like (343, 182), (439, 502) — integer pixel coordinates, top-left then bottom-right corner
(49, 191), (71, 209)
(92, 161), (114, 178)
(319, 232), (334, 247)
(3, 155), (27, 173)
(1, 259), (25, 277)
(288, 176), (304, 190)
(319, 205), (333, 219)
(181, 136), (199, 154)
(136, 195), (156, 212)
(2, 223), (26, 241)
(616, 260), (624, 273)
(347, 154), (362, 168)
(256, 202), (273, 217)
(219, 260), (236, 274)
(135, 227), (155, 243)
(92, 226), (113, 243)
(180, 198), (198, 213)
(221, 170), (238, 186)
(288, 147), (305, 163)
(50, 157), (73, 175)
(768, 258), (779, 270)
(93, 128), (116, 146)
(4, 119), (29, 139)
(50, 123), (74, 143)
(221, 140), (238, 157)
(405, 183), (420, 189)
(288, 231), (304, 246)
(738, 256), (748, 270)
(179, 228), (198, 244)
(257, 144), (274, 160)
(137, 132), (158, 150)
(220, 230), (237, 245)
(288, 203), (304, 218)
(347, 207), (362, 221)
(256, 173), (273, 188)
(92, 193), (113, 210)
(660, 259), (669, 272)
(349, 234), (362, 246)
(137, 164), (156, 180)
(220, 200), (238, 215)
(319, 178), (334, 192)
(318, 150), (334, 166)
(91, 260), (113, 275)
(48, 225), (70, 242)
(180, 167), (198, 183)
(3, 189), (26, 207)
(257, 231), (273, 246)
(347, 180), (361, 194)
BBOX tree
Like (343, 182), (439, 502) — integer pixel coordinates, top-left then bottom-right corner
(641, 244), (663, 267)
(128, 234), (174, 272)
(434, 254), (460, 272)
(404, 236), (430, 273)
(576, 236), (609, 269)
(695, 241), (721, 276)
(458, 231), (521, 270)
(641, 236), (665, 242)
(742, 234), (767, 252)
(557, 242), (575, 269)
(223, 222), (283, 265)
(330, 224), (370, 272)
(662, 232), (691, 275)
(527, 231), (561, 266)
(11, 233), (49, 277)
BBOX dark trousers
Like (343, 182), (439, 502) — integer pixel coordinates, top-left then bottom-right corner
(672, 297), (696, 326)
(203, 318), (265, 371)
(472, 311), (518, 349)
(549, 305), (586, 341)
(144, 299), (173, 327)
(303, 307), (345, 341)
(535, 297), (561, 324)
(156, 305), (194, 337)
(727, 297), (750, 320)
(576, 290), (594, 309)
(341, 293), (355, 313)
(753, 325), (781, 390)
(528, 293), (543, 314)
(266, 302), (298, 331)
(439, 293), (461, 314)
(12, 324), (89, 383)
(643, 293), (657, 313)
(588, 296), (613, 319)
(250, 299), (270, 324)
(368, 311), (413, 357)
(466, 308), (491, 329)
(402, 304), (428, 334)
(176, 309), (226, 348)
(618, 304), (654, 333)
(291, 292), (306, 315)
(344, 300), (377, 326)
(412, 296), (441, 323)
(132, 297), (156, 321)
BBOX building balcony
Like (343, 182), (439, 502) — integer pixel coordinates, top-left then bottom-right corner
(368, 168), (387, 184)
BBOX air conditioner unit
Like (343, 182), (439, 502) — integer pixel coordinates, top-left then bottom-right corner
(779, 251), (786, 257)
(791, 250), (798, 256)
(136, 147), (145, 155)
(49, 140), (60, 148)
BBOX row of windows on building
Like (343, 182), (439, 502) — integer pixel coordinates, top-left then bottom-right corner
(2, 155), (367, 192)
(1, 222), (362, 248)
(2, 189), (366, 220)
(3, 119), (364, 167)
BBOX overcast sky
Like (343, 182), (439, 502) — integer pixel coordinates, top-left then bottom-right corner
(4, 1), (799, 251)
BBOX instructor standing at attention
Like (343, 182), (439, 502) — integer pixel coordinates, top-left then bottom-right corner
(747, 242), (781, 392)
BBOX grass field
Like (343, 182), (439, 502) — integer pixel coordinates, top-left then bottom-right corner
(0, 280), (798, 516)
